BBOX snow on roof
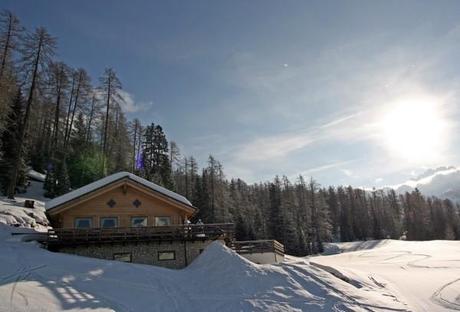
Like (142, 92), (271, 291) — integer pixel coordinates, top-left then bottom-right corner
(45, 171), (193, 210)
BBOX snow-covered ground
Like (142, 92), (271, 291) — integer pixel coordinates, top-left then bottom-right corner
(314, 240), (460, 311)
(0, 222), (411, 312)
(0, 179), (457, 311)
(0, 180), (48, 230)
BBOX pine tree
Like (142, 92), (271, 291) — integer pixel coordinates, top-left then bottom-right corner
(99, 67), (123, 172)
(54, 156), (70, 196)
(8, 26), (56, 198)
(326, 186), (340, 241)
(142, 123), (173, 188)
(0, 89), (23, 194)
(268, 177), (283, 241)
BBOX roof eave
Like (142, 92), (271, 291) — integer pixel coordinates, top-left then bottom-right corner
(46, 176), (196, 214)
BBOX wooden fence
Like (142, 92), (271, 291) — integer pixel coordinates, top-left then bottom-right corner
(47, 223), (234, 246)
(232, 240), (284, 256)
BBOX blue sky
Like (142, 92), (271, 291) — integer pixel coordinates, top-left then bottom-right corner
(4, 0), (460, 186)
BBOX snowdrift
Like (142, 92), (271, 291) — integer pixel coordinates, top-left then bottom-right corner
(0, 223), (410, 312)
(0, 181), (48, 230)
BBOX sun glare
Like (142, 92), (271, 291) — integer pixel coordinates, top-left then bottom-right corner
(380, 96), (448, 163)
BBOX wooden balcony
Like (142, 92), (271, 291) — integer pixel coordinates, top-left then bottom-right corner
(232, 240), (284, 256)
(47, 223), (234, 247)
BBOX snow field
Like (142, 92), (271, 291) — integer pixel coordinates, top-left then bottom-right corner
(0, 224), (410, 312)
(314, 240), (460, 311)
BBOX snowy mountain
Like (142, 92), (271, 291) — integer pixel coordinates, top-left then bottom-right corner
(392, 166), (460, 203)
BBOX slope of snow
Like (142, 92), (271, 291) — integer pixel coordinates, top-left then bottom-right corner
(46, 171), (193, 210)
(0, 224), (410, 312)
(322, 240), (391, 255)
(313, 240), (460, 311)
(0, 181), (48, 230)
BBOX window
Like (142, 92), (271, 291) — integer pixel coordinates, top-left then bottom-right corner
(158, 251), (175, 261)
(154, 216), (171, 226)
(131, 216), (147, 227)
(113, 253), (132, 262)
(100, 217), (118, 228)
(75, 218), (92, 229)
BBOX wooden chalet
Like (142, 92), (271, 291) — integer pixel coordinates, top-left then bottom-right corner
(45, 172), (234, 269)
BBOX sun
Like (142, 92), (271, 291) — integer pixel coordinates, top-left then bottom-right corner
(379, 96), (448, 163)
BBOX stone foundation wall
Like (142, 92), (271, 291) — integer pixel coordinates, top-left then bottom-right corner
(58, 239), (214, 269)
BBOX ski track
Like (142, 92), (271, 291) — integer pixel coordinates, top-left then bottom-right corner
(431, 278), (460, 311)
(317, 242), (460, 312)
(285, 263), (410, 312)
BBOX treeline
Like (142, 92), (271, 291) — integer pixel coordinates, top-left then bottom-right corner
(169, 156), (460, 255)
(1, 10), (460, 256)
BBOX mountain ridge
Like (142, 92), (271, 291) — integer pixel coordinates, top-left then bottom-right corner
(390, 166), (460, 203)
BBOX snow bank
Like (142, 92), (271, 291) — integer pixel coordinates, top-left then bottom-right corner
(0, 181), (48, 230)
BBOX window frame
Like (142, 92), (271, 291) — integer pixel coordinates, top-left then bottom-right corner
(131, 216), (148, 227)
(113, 252), (132, 263)
(154, 216), (172, 226)
(74, 217), (92, 229)
(100, 217), (118, 229)
(158, 251), (176, 261)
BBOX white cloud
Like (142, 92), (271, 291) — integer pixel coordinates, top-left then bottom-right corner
(234, 133), (316, 162)
(301, 160), (356, 176)
(341, 169), (354, 177)
(118, 90), (151, 113)
(232, 112), (371, 163)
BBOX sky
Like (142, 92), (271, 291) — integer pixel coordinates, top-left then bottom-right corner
(3, 0), (460, 187)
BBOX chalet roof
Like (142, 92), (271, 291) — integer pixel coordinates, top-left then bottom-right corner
(45, 172), (193, 211)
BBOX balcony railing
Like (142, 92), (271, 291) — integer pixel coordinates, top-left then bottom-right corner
(47, 223), (234, 247)
(232, 240), (284, 256)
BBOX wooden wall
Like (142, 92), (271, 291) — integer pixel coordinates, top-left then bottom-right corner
(49, 183), (192, 228)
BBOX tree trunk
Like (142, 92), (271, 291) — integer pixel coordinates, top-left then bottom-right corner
(65, 72), (82, 147)
(132, 124), (137, 172)
(85, 94), (96, 143)
(102, 79), (111, 172)
(0, 12), (12, 80)
(7, 35), (42, 198)
(63, 74), (75, 145)
(52, 82), (62, 151)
